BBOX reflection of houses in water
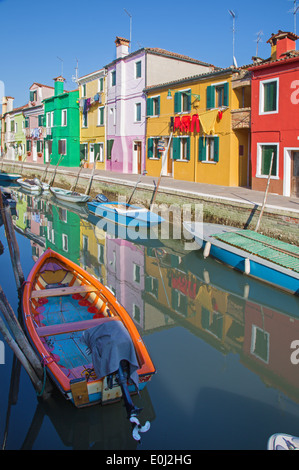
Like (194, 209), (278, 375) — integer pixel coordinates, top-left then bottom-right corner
(45, 202), (81, 263)
(79, 219), (107, 286)
(106, 237), (145, 327)
(243, 301), (299, 402)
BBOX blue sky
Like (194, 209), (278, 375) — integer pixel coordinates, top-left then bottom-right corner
(0, 0), (298, 110)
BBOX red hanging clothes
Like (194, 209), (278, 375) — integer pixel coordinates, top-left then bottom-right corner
(174, 116), (182, 131)
(181, 115), (191, 132)
(191, 114), (200, 132)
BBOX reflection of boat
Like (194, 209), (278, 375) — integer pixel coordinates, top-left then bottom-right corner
(267, 433), (299, 450)
(50, 186), (90, 203)
(22, 248), (156, 413)
(0, 188), (16, 209)
(184, 222), (299, 296)
(0, 172), (21, 181)
(17, 178), (49, 194)
(87, 194), (164, 228)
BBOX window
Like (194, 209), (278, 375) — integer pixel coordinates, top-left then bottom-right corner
(82, 84), (86, 97)
(135, 61), (142, 78)
(62, 234), (68, 252)
(251, 325), (269, 363)
(38, 114), (44, 127)
(174, 90), (191, 113)
(198, 136), (219, 162)
(82, 112), (88, 128)
(260, 78), (279, 114)
(110, 107), (116, 125)
(147, 137), (163, 159)
(257, 143), (278, 177)
(15, 122), (18, 133)
(58, 139), (66, 155)
(133, 263), (141, 283)
(30, 90), (37, 102)
(51, 111), (54, 127)
(98, 106), (104, 126)
(145, 275), (158, 298)
(111, 70), (116, 86)
(26, 140), (32, 152)
(147, 96), (160, 116)
(46, 113), (51, 128)
(10, 120), (14, 132)
(98, 78), (104, 92)
(135, 102), (141, 122)
(206, 82), (229, 109)
(173, 137), (190, 161)
(61, 109), (67, 126)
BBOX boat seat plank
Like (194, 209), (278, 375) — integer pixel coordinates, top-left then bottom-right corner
(36, 316), (120, 337)
(31, 285), (97, 298)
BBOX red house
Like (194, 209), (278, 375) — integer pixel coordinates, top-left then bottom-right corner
(249, 31), (299, 198)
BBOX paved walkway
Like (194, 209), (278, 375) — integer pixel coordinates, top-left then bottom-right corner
(4, 160), (299, 216)
(78, 168), (299, 216)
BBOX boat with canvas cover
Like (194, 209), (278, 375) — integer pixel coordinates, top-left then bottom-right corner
(49, 186), (90, 203)
(17, 177), (49, 194)
(22, 248), (155, 432)
(87, 194), (164, 227)
(183, 222), (299, 296)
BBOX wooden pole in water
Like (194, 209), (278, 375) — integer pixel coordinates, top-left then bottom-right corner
(150, 132), (173, 210)
(0, 286), (52, 398)
(85, 153), (99, 195)
(71, 161), (84, 192)
(0, 315), (49, 398)
(255, 152), (274, 232)
(49, 155), (63, 187)
(0, 191), (24, 290)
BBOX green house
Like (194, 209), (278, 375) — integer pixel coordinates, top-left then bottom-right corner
(43, 76), (80, 167)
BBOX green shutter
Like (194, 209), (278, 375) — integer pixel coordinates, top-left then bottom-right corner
(198, 137), (206, 161)
(187, 90), (192, 112)
(186, 137), (190, 160)
(10, 120), (14, 132)
(261, 145), (277, 175)
(206, 85), (215, 109)
(147, 138), (153, 159)
(30, 91), (34, 101)
(213, 136), (219, 162)
(80, 144), (86, 160)
(25, 117), (29, 128)
(38, 114), (44, 126)
(146, 98), (153, 116)
(264, 81), (277, 112)
(223, 82), (229, 107)
(174, 92), (181, 113)
(37, 140), (41, 152)
(94, 143), (101, 159)
(156, 96), (160, 116)
(26, 140), (30, 152)
(173, 137), (181, 160)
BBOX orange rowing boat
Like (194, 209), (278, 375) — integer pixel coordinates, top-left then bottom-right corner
(22, 248), (156, 413)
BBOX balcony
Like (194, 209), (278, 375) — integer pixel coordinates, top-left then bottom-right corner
(231, 107), (251, 130)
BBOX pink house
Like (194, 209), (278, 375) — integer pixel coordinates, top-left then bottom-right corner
(106, 37), (214, 174)
(23, 83), (54, 164)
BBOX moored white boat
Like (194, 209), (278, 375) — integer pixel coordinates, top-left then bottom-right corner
(50, 186), (90, 203)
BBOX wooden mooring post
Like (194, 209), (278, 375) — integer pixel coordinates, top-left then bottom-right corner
(0, 190), (24, 290)
(0, 189), (52, 399)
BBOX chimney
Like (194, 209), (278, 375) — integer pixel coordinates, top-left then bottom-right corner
(267, 30), (299, 60)
(3, 96), (14, 113)
(53, 75), (65, 96)
(115, 36), (130, 59)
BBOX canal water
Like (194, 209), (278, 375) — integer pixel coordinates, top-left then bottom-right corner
(1, 187), (299, 451)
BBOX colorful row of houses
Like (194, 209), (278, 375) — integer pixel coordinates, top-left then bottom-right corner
(1, 31), (299, 198)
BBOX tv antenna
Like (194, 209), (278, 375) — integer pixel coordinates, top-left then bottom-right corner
(57, 56), (64, 77)
(256, 30), (263, 56)
(72, 58), (79, 84)
(228, 10), (237, 67)
(124, 8), (132, 52)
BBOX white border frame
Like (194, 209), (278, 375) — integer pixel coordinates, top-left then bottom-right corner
(259, 77), (279, 115)
(256, 142), (279, 179)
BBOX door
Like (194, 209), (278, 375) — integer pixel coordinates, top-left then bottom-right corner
(291, 151), (299, 197)
(133, 141), (142, 174)
(32, 141), (37, 162)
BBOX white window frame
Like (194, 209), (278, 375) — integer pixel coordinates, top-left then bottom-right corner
(256, 142), (279, 179)
(98, 77), (104, 93)
(98, 106), (105, 126)
(135, 60), (142, 79)
(61, 109), (67, 126)
(81, 84), (86, 97)
(135, 102), (142, 122)
(46, 112), (51, 128)
(50, 111), (54, 127)
(259, 77), (279, 115)
(111, 70), (116, 87)
(62, 233), (68, 252)
(58, 139), (67, 156)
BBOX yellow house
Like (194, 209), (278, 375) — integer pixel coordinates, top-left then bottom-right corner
(77, 68), (106, 169)
(145, 67), (251, 187)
